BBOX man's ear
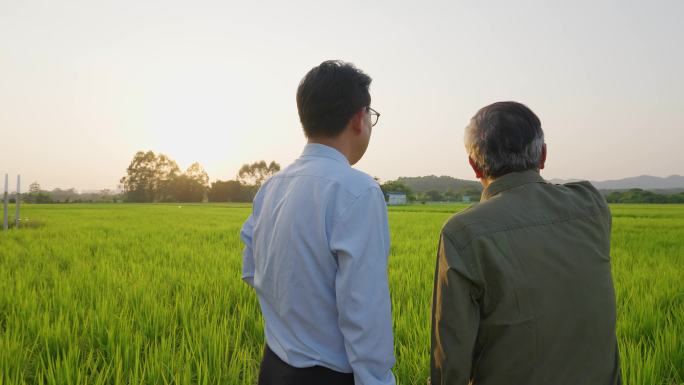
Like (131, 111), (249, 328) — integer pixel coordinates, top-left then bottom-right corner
(350, 108), (365, 136)
(539, 143), (547, 170)
(468, 157), (484, 179)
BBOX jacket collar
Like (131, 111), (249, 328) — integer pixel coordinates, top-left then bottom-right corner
(301, 143), (349, 165)
(481, 170), (546, 200)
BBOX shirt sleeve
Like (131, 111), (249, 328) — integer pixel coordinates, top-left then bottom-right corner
(240, 213), (256, 288)
(430, 232), (480, 385)
(330, 187), (396, 385)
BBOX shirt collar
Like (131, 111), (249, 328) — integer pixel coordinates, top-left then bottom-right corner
(301, 143), (350, 165)
(481, 170), (546, 201)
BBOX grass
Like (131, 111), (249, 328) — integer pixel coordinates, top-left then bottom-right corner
(0, 203), (682, 384)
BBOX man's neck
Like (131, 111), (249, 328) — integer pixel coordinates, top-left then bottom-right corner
(479, 177), (495, 189)
(307, 137), (353, 164)
(480, 169), (542, 189)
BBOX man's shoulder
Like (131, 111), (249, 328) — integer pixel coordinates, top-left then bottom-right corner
(274, 158), (378, 194)
(441, 201), (499, 250)
(339, 167), (381, 197)
(557, 180), (605, 202)
(302, 161), (381, 198)
(547, 179), (611, 218)
(441, 179), (609, 250)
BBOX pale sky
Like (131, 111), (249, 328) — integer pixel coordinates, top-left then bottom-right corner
(1, 0), (683, 191)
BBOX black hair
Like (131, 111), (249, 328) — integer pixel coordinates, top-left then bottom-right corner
(296, 60), (372, 138)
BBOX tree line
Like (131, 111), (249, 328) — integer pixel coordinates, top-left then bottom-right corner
(118, 151), (482, 204)
(4, 183), (121, 204)
(119, 151), (280, 203)
(379, 179), (482, 203)
(15, 152), (684, 204)
(604, 189), (684, 203)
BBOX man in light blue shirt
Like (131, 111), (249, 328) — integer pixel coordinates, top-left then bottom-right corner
(240, 60), (395, 385)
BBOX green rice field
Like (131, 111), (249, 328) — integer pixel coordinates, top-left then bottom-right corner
(0, 203), (682, 384)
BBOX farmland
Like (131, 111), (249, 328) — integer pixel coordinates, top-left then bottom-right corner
(0, 203), (682, 384)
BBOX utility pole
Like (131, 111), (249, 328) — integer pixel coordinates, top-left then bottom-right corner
(15, 175), (20, 228)
(3, 174), (7, 231)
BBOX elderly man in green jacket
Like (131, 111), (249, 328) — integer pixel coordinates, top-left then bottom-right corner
(431, 101), (621, 385)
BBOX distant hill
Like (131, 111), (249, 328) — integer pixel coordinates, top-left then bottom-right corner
(550, 175), (684, 190)
(397, 174), (684, 194)
(600, 188), (684, 194)
(397, 175), (482, 193)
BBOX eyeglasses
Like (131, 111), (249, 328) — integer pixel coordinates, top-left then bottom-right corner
(366, 107), (380, 127)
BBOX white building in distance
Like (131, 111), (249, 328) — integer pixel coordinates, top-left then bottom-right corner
(386, 192), (407, 205)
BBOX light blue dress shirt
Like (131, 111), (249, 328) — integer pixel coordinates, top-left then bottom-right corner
(240, 143), (396, 385)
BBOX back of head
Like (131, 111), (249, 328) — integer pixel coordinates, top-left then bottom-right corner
(296, 60), (372, 139)
(465, 101), (545, 179)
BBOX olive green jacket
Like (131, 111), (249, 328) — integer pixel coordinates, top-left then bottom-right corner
(430, 170), (621, 385)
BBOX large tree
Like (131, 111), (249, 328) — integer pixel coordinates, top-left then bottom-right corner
(208, 180), (246, 202)
(185, 162), (209, 188)
(25, 182), (53, 203)
(119, 151), (161, 202)
(155, 154), (182, 201)
(29, 182), (40, 194)
(120, 151), (209, 202)
(237, 161), (281, 187)
(168, 163), (209, 202)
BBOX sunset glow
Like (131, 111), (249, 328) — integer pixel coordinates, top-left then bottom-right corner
(1, 0), (682, 190)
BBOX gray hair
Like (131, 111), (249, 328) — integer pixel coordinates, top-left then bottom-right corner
(464, 101), (545, 179)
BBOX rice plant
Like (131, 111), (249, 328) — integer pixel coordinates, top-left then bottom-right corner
(0, 203), (681, 384)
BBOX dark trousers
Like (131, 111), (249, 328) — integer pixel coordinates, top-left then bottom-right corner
(257, 345), (355, 385)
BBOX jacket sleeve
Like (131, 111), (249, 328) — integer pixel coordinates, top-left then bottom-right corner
(330, 187), (396, 385)
(430, 232), (481, 385)
(239, 213), (256, 287)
